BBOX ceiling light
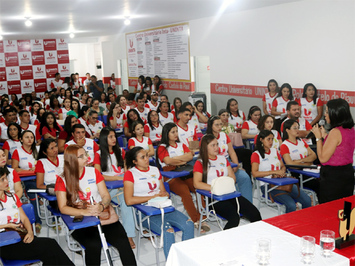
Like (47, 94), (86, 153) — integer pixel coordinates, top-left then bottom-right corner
(69, 32), (75, 38)
(124, 17), (131, 25)
(25, 17), (32, 27)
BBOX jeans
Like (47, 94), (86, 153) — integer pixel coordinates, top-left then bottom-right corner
(109, 189), (136, 238)
(24, 180), (41, 224)
(142, 210), (194, 258)
(235, 169), (253, 204)
(269, 184), (312, 213)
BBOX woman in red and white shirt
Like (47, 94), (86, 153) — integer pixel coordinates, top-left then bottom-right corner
(254, 115), (282, 150)
(37, 112), (63, 141)
(58, 98), (72, 120)
(128, 121), (154, 157)
(144, 110), (162, 145)
(194, 100), (211, 130)
(55, 145), (136, 266)
(298, 83), (323, 126)
(2, 123), (22, 165)
(262, 79), (279, 115)
(0, 170), (73, 265)
(226, 98), (246, 132)
(241, 106), (261, 140)
(107, 102), (126, 134)
(117, 95), (131, 115)
(251, 130), (311, 213)
(271, 83), (294, 133)
(0, 149), (22, 198)
(158, 101), (175, 126)
(193, 134), (261, 229)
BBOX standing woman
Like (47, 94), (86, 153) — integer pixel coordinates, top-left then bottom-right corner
(11, 130), (42, 231)
(55, 145), (136, 265)
(226, 98), (246, 132)
(0, 168), (74, 265)
(94, 128), (136, 249)
(124, 147), (194, 259)
(0, 149), (22, 198)
(251, 130), (311, 213)
(255, 115), (282, 150)
(262, 79), (279, 115)
(194, 134), (261, 229)
(298, 83), (323, 126)
(241, 106), (261, 140)
(3, 123), (22, 164)
(271, 83), (294, 133)
(158, 101), (174, 126)
(144, 110), (162, 145)
(312, 98), (355, 203)
(107, 102), (126, 134)
(206, 116), (253, 203)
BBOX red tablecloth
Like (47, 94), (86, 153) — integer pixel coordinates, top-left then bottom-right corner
(264, 195), (355, 265)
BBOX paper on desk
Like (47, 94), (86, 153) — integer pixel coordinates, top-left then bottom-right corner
(303, 168), (320, 173)
(27, 189), (46, 193)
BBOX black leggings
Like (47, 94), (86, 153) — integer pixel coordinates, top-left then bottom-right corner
(234, 147), (252, 177)
(0, 237), (74, 265)
(213, 196), (261, 230)
(72, 221), (136, 266)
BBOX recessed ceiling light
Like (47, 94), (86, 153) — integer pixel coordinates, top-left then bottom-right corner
(25, 18), (32, 27)
(69, 33), (75, 38)
(124, 17), (131, 25)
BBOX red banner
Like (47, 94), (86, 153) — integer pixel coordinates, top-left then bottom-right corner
(210, 83), (355, 107)
(45, 64), (58, 78)
(128, 78), (194, 92)
(17, 40), (31, 52)
(31, 51), (45, 65)
(7, 80), (22, 94)
(5, 52), (19, 67)
(34, 79), (47, 92)
(20, 66), (33, 80)
(57, 50), (69, 64)
(43, 39), (56, 51)
(0, 68), (6, 81)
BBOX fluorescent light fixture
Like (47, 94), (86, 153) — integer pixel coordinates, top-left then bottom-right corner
(69, 32), (75, 38)
(25, 17), (32, 27)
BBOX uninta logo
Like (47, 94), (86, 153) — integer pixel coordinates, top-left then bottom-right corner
(60, 39), (65, 43)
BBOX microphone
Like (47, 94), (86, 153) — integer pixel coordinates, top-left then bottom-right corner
(306, 119), (325, 139)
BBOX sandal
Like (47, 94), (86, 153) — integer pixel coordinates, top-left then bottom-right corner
(194, 222), (207, 234)
(128, 237), (136, 249)
(35, 223), (42, 234)
(201, 222), (210, 232)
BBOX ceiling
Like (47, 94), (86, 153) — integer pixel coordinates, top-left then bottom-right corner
(0, 0), (300, 41)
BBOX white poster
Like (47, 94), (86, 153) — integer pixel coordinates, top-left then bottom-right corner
(44, 51), (58, 65)
(21, 80), (34, 94)
(32, 65), (46, 79)
(126, 23), (190, 81)
(0, 81), (8, 94)
(6, 66), (20, 81)
(31, 39), (44, 51)
(18, 52), (32, 66)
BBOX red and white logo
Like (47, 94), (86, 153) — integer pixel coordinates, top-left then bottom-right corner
(43, 39), (56, 51)
(17, 40), (31, 52)
(0, 53), (4, 67)
(34, 79), (47, 92)
(58, 63), (70, 77)
(45, 64), (58, 78)
(128, 39), (135, 53)
(31, 39), (44, 51)
(0, 68), (6, 81)
(19, 66), (33, 80)
(57, 50), (69, 64)
(44, 51), (57, 64)
(5, 52), (18, 67)
(32, 65), (46, 79)
(6, 66), (20, 81)
(7, 80), (21, 94)
(31, 51), (45, 65)
(4, 40), (18, 53)
(21, 80), (34, 93)
(19, 52), (32, 66)
(56, 38), (68, 50)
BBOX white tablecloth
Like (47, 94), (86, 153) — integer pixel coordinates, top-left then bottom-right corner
(166, 221), (349, 266)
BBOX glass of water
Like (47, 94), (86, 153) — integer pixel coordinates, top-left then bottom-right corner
(320, 230), (335, 257)
(256, 238), (271, 265)
(300, 236), (315, 264)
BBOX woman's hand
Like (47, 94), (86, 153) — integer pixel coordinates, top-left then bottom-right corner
(312, 124), (322, 139)
(23, 231), (34, 243)
(6, 223), (21, 230)
(86, 203), (102, 216)
(273, 170), (286, 178)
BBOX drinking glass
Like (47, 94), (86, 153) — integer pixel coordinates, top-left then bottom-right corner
(300, 236), (315, 264)
(256, 238), (271, 265)
(320, 230), (335, 257)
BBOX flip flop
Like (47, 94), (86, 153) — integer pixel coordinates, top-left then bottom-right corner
(128, 237), (136, 249)
(35, 223), (42, 234)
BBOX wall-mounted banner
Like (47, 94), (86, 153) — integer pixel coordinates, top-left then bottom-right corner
(126, 22), (191, 84)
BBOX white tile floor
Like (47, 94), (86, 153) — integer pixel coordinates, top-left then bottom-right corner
(34, 194), (282, 266)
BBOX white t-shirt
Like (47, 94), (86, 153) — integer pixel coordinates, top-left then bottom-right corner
(128, 136), (152, 150)
(299, 97), (323, 123)
(58, 107), (71, 120)
(8, 168), (21, 194)
(3, 139), (22, 158)
(159, 112), (175, 126)
(157, 142), (190, 168)
(145, 101), (159, 111)
(94, 149), (125, 177)
(86, 121), (105, 137)
(21, 124), (37, 139)
(242, 120), (260, 136)
(12, 146), (37, 170)
(251, 148), (281, 179)
(228, 110), (246, 130)
(0, 122), (10, 140)
(144, 123), (162, 143)
(177, 124), (197, 147)
(272, 96), (289, 119)
(35, 155), (64, 185)
(280, 139), (309, 161)
(65, 138), (99, 164)
(188, 113), (201, 133)
(262, 92), (278, 115)
(194, 155), (231, 185)
(0, 193), (22, 229)
(216, 132), (231, 158)
(135, 107), (150, 122)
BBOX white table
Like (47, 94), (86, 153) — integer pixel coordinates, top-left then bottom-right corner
(166, 221), (349, 266)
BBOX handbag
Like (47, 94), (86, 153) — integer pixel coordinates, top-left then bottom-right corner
(99, 204), (119, 226)
(228, 132), (244, 147)
(269, 177), (300, 203)
(46, 184), (56, 196)
(5, 224), (28, 240)
(210, 176), (236, 196)
(162, 165), (177, 172)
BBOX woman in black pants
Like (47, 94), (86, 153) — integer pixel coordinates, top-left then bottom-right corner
(193, 134), (261, 229)
(55, 144), (136, 266)
(0, 168), (73, 265)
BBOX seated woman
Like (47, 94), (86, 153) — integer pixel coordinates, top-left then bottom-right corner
(0, 169), (74, 265)
(128, 121), (154, 157)
(158, 101), (175, 126)
(58, 115), (77, 153)
(281, 119), (319, 197)
(33, 108), (46, 127)
(194, 100), (211, 131)
(46, 95), (61, 119)
(226, 98), (246, 132)
(206, 116), (253, 203)
(241, 105), (261, 140)
(36, 139), (64, 189)
(90, 99), (107, 116)
(156, 122), (210, 233)
(94, 127), (136, 249)
(86, 110), (105, 139)
(99, 92), (108, 111)
(3, 123), (22, 165)
(55, 145), (136, 266)
(171, 97), (182, 121)
(254, 115), (282, 150)
(11, 130), (41, 232)
(68, 98), (81, 118)
(218, 109), (235, 134)
(107, 102), (126, 135)
(37, 112), (63, 141)
(116, 95), (131, 115)
(144, 110), (162, 145)
(123, 109), (145, 138)
(251, 130), (312, 213)
(193, 134), (261, 229)
(58, 98), (72, 120)
(124, 147), (194, 258)
(0, 149), (22, 198)
(29, 101), (41, 125)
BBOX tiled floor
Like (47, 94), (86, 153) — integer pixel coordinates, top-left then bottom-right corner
(34, 194), (282, 266)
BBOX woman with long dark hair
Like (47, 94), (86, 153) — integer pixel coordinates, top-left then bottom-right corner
(271, 83), (294, 133)
(107, 102), (125, 134)
(0, 148), (22, 198)
(46, 95), (61, 119)
(194, 100), (211, 130)
(255, 115), (282, 149)
(144, 110), (162, 145)
(55, 145), (136, 265)
(312, 98), (355, 203)
(298, 83), (323, 126)
(241, 105), (261, 140)
(3, 123), (22, 164)
(29, 101), (41, 124)
(226, 98), (246, 132)
(158, 101), (174, 126)
(58, 98), (72, 120)
(171, 97), (182, 121)
(33, 107), (46, 127)
(128, 121), (154, 157)
(123, 109), (144, 137)
(58, 115), (77, 153)
(94, 127), (136, 249)
(37, 112), (62, 141)
(152, 75), (164, 95)
(194, 134), (261, 229)
(262, 79), (279, 115)
(251, 130), (311, 213)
